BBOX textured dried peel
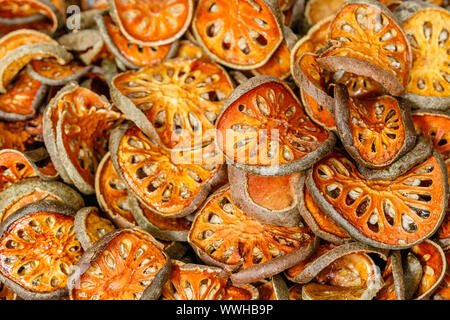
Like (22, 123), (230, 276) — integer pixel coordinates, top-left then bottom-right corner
(111, 59), (233, 150)
(162, 260), (258, 300)
(307, 151), (448, 249)
(74, 207), (116, 250)
(376, 251), (405, 300)
(412, 111), (450, 160)
(57, 29), (106, 66)
(216, 76), (336, 176)
(327, 0), (412, 88)
(110, 124), (225, 218)
(108, 0), (193, 46)
(334, 85), (416, 168)
(68, 228), (170, 300)
(193, 0), (283, 69)
(28, 59), (92, 86)
(188, 186), (317, 284)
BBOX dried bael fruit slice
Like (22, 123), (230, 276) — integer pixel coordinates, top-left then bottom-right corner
(111, 59), (233, 150)
(161, 260), (258, 300)
(326, 0), (412, 90)
(0, 200), (83, 300)
(110, 123), (226, 218)
(216, 76), (336, 176)
(95, 152), (137, 228)
(403, 251), (424, 299)
(0, 178), (84, 223)
(193, 0), (284, 70)
(298, 175), (351, 244)
(251, 26), (298, 80)
(436, 210), (450, 250)
(254, 275), (289, 300)
(432, 251), (450, 300)
(188, 186), (318, 285)
(74, 207), (116, 250)
(96, 14), (179, 70)
(289, 284), (303, 300)
(176, 40), (208, 60)
(394, 2), (450, 110)
(334, 85), (416, 168)
(0, 283), (16, 300)
(228, 165), (301, 227)
(57, 29), (106, 66)
(292, 53), (336, 130)
(410, 239), (447, 299)
(54, 84), (122, 194)
(0, 113), (46, 153)
(107, 0), (193, 46)
(0, 70), (46, 121)
(306, 151), (448, 249)
(27, 59), (92, 86)
(304, 0), (346, 25)
(81, 0), (107, 10)
(68, 228), (171, 300)
(376, 251), (405, 300)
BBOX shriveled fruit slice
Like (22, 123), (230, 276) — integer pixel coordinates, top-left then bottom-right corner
(54, 84), (122, 194)
(27, 59), (92, 86)
(0, 200), (83, 300)
(412, 110), (450, 160)
(57, 29), (106, 66)
(0, 178), (84, 223)
(251, 26), (298, 80)
(0, 282), (16, 300)
(394, 2), (450, 110)
(403, 251), (423, 299)
(107, 0), (193, 46)
(74, 207), (116, 250)
(334, 85), (417, 168)
(0, 70), (46, 121)
(161, 260), (258, 300)
(68, 228), (171, 300)
(95, 152), (137, 228)
(111, 59), (233, 150)
(176, 40), (208, 60)
(307, 151), (449, 249)
(332, 71), (385, 99)
(376, 251), (405, 300)
(127, 195), (191, 242)
(304, 0), (346, 25)
(0, 42), (72, 94)
(432, 251), (450, 300)
(298, 175), (351, 244)
(193, 0), (284, 69)
(0, 113), (45, 153)
(292, 53), (336, 130)
(326, 0), (412, 89)
(410, 239), (447, 299)
(110, 123), (226, 218)
(228, 165), (301, 227)
(255, 275), (289, 300)
(96, 14), (179, 69)
(188, 186), (318, 285)
(216, 76), (336, 176)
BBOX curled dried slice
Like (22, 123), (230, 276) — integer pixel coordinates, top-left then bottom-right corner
(332, 70), (385, 99)
(54, 84), (122, 194)
(292, 53), (336, 130)
(327, 0), (412, 89)
(96, 14), (179, 69)
(376, 251), (405, 300)
(304, 0), (346, 25)
(254, 275), (289, 300)
(410, 239), (447, 299)
(0, 70), (46, 121)
(298, 175), (351, 244)
(432, 251), (450, 300)
(216, 76), (336, 176)
(0, 113), (46, 153)
(161, 260), (258, 300)
(394, 2), (450, 110)
(0, 200), (83, 299)
(334, 85), (416, 168)
(74, 207), (116, 250)
(403, 251), (424, 299)
(95, 152), (137, 228)
(193, 0), (284, 69)
(307, 151), (448, 249)
(111, 59), (233, 150)
(228, 165), (301, 227)
(68, 228), (171, 300)
(110, 123), (226, 218)
(0, 178), (84, 223)
(108, 0), (193, 46)
(27, 59), (92, 86)
(188, 186), (318, 285)
(57, 29), (106, 65)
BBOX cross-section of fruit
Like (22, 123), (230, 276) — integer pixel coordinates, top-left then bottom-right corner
(27, 59), (92, 86)
(74, 207), (116, 250)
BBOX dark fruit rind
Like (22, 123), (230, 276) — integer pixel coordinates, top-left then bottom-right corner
(0, 200), (78, 300)
(57, 29), (105, 65)
(298, 174), (351, 244)
(73, 207), (115, 250)
(286, 241), (387, 284)
(390, 250), (406, 300)
(216, 75), (336, 177)
(0, 178), (84, 222)
(403, 251), (423, 300)
(27, 61), (93, 86)
(67, 227), (171, 300)
(228, 165), (301, 227)
(334, 84), (417, 169)
(357, 135), (434, 181)
(163, 242), (190, 260)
